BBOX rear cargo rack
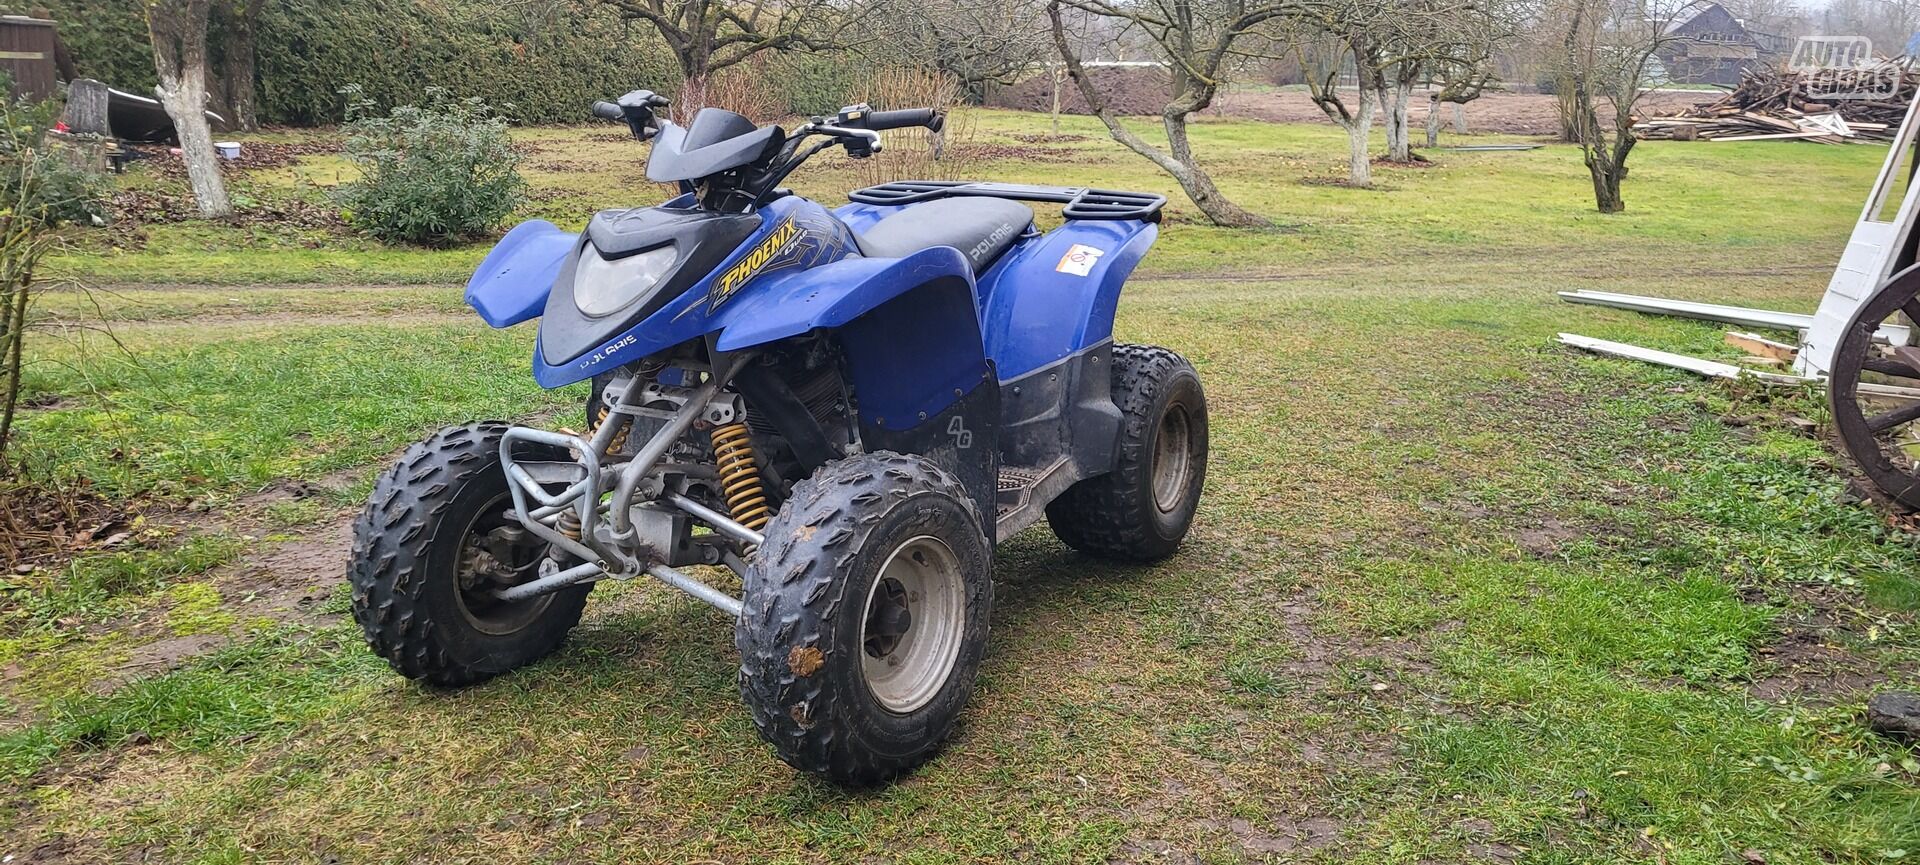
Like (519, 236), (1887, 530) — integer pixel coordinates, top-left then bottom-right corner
(848, 180), (1166, 222)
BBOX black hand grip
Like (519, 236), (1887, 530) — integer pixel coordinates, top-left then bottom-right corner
(591, 101), (624, 121)
(859, 108), (941, 131)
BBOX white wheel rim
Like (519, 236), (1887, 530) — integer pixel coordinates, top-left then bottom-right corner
(1151, 402), (1194, 513)
(859, 535), (966, 714)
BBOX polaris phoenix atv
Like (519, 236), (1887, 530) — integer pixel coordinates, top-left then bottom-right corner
(346, 89), (1209, 784)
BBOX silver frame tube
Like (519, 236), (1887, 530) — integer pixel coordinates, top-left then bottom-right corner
(665, 492), (766, 547)
(493, 359), (754, 612)
(609, 376), (723, 537)
(491, 560), (605, 603)
(646, 563), (743, 618)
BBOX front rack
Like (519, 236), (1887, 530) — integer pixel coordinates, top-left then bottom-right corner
(847, 180), (1166, 222)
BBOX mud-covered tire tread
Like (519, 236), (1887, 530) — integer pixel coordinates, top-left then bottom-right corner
(348, 422), (589, 687)
(1045, 343), (1207, 561)
(736, 451), (990, 785)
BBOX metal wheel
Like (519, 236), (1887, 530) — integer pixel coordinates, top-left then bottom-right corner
(1151, 403), (1195, 514)
(859, 535), (965, 714)
(452, 491), (554, 635)
(1829, 266), (1920, 509)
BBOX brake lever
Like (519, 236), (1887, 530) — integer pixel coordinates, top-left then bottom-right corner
(811, 124), (882, 157)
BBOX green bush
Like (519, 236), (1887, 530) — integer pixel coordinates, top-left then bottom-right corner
(0, 90), (111, 228)
(333, 87), (524, 246)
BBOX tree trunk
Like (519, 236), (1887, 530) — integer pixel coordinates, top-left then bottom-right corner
(221, 0), (263, 132)
(148, 0), (232, 218)
(1385, 77), (1413, 162)
(1338, 83), (1376, 187)
(64, 78), (111, 136)
(1045, 2), (1266, 227)
(1050, 66), (1061, 135)
(1451, 102), (1467, 134)
(1344, 116), (1371, 187)
(1587, 153), (1623, 212)
(1162, 111), (1264, 226)
(1426, 94), (1441, 148)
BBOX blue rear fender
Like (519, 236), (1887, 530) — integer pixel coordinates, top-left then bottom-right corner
(977, 218), (1159, 380)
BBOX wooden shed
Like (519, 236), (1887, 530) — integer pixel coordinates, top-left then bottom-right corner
(0, 16), (59, 101)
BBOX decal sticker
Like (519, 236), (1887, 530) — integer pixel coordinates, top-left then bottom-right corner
(578, 333), (638, 370)
(1056, 243), (1105, 276)
(712, 217), (800, 306)
(947, 415), (973, 449)
(676, 208), (855, 322)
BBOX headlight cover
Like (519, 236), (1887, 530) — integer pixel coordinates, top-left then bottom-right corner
(573, 244), (677, 317)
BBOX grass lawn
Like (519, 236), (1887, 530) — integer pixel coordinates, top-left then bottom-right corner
(0, 109), (1915, 864)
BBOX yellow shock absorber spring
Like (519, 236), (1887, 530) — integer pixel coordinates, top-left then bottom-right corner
(710, 422), (771, 531)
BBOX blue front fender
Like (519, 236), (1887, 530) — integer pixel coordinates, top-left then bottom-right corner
(465, 219), (577, 328)
(712, 246), (973, 351)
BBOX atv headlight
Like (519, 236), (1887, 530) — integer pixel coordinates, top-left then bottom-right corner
(574, 244), (677, 317)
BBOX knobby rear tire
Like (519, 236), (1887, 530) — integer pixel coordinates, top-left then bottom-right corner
(1045, 343), (1208, 561)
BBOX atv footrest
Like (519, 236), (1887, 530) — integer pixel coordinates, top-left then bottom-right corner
(992, 459), (1077, 542)
(996, 465), (1045, 515)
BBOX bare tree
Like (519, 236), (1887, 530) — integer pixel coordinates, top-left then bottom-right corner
(1718, 0), (1808, 39)
(598, 0), (855, 81)
(1415, 1), (1516, 149)
(1292, 0), (1514, 177)
(145, 0), (231, 218)
(1292, 9), (1390, 187)
(1550, 0), (1683, 212)
(1048, 0), (1296, 227)
(859, 0), (1052, 96)
(1425, 62), (1497, 147)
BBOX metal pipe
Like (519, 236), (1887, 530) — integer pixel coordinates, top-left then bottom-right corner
(491, 560), (605, 603)
(506, 462), (579, 509)
(665, 493), (766, 546)
(610, 376), (724, 535)
(646, 563), (743, 618)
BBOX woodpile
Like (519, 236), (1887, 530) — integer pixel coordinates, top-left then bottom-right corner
(1634, 64), (1913, 143)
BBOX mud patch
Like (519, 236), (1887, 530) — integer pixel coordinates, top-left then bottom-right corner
(112, 632), (227, 681)
(957, 143), (1082, 163)
(0, 477), (139, 570)
(1210, 87), (1704, 136)
(1513, 517), (1580, 559)
(1748, 583), (1911, 704)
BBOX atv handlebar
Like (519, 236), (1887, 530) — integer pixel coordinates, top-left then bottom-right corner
(591, 101), (624, 121)
(844, 107), (944, 133)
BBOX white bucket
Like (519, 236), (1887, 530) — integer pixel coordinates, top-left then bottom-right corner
(214, 141), (241, 160)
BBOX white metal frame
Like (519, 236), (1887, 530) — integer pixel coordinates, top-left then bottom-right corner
(1802, 85), (1920, 374)
(1559, 87), (1920, 379)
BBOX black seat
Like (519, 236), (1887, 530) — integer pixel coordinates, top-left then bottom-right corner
(855, 198), (1034, 274)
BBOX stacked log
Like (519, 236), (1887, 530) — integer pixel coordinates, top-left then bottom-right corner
(1634, 64), (1914, 143)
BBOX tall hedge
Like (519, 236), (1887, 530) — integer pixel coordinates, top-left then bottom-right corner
(0, 0), (682, 124)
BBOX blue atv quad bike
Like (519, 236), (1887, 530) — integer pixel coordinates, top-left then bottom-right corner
(347, 90), (1209, 784)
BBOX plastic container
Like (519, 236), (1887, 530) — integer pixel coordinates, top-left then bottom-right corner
(214, 141), (241, 160)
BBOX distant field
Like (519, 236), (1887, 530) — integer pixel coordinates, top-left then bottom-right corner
(2, 109), (1915, 864)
